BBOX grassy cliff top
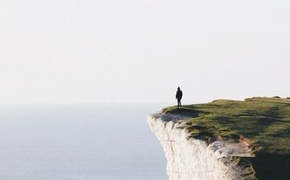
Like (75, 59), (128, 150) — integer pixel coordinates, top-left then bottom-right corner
(163, 97), (290, 180)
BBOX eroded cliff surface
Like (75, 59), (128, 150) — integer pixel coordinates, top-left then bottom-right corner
(147, 112), (256, 180)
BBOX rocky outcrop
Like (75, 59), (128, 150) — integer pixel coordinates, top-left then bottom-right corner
(147, 112), (256, 180)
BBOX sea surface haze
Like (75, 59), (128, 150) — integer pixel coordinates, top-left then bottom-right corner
(0, 104), (167, 180)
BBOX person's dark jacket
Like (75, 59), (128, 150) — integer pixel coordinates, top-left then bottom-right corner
(176, 90), (183, 100)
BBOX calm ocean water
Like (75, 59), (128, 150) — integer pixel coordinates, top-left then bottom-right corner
(0, 104), (168, 180)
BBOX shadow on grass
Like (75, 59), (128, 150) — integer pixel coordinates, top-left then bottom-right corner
(165, 108), (205, 118)
(247, 153), (290, 180)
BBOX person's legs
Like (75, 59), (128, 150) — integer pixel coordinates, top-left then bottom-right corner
(177, 99), (181, 108)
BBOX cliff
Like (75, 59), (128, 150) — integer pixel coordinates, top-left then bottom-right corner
(147, 97), (290, 180)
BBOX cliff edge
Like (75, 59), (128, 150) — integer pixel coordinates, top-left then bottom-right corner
(147, 97), (290, 180)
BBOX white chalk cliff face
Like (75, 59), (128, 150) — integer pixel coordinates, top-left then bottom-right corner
(147, 112), (255, 180)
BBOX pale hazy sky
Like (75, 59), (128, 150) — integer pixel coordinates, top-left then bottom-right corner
(1, 0), (290, 104)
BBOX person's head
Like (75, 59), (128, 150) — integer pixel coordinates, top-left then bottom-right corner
(177, 87), (180, 90)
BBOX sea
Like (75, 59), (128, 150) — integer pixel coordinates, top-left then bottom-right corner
(0, 104), (168, 180)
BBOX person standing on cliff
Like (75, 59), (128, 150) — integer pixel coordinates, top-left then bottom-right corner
(176, 87), (183, 109)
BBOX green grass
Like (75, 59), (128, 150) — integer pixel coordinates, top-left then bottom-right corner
(163, 97), (290, 180)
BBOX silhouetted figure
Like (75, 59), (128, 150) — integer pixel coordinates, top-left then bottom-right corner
(176, 87), (183, 109)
